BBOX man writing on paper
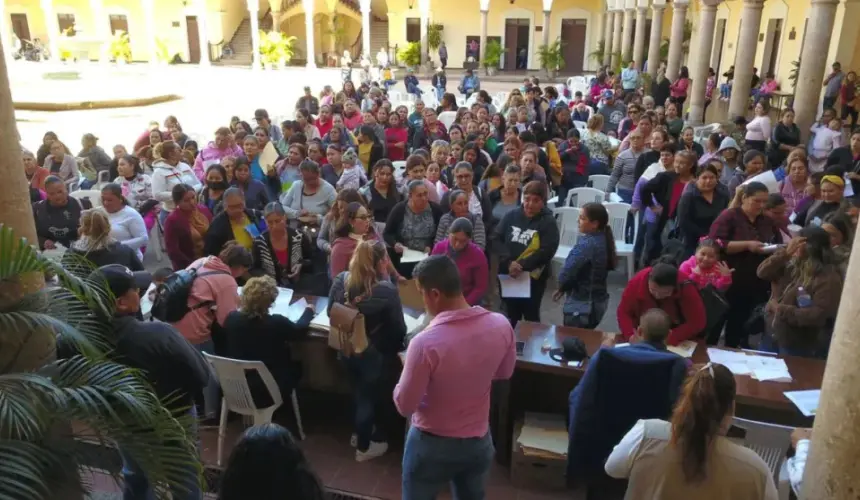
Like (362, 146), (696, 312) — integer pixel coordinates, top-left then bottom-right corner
(395, 255), (516, 499)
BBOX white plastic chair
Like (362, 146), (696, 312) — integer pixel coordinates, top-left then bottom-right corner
(693, 122), (721, 146)
(387, 90), (404, 103)
(465, 92), (479, 107)
(567, 76), (587, 88)
(731, 417), (793, 500)
(203, 353), (306, 466)
(455, 95), (467, 107)
(147, 215), (165, 262)
(603, 202), (637, 278)
(94, 170), (112, 190)
(438, 111), (457, 130)
(588, 174), (611, 192)
(564, 187), (605, 208)
(552, 207), (580, 277)
(69, 189), (103, 207)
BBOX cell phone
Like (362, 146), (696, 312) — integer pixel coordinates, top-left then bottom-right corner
(515, 341), (525, 356)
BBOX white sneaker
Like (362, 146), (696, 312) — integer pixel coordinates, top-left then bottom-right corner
(350, 433), (357, 448)
(355, 441), (388, 462)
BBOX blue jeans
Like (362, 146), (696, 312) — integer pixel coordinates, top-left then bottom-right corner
(79, 178), (97, 189)
(615, 188), (634, 204)
(120, 407), (201, 500)
(435, 87), (445, 102)
(193, 340), (219, 418)
(402, 427), (494, 500)
(588, 160), (609, 176)
(342, 347), (385, 451)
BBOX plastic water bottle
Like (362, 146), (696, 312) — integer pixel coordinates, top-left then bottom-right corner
(796, 287), (812, 308)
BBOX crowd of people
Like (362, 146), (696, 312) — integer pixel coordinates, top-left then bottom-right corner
(23, 56), (856, 498)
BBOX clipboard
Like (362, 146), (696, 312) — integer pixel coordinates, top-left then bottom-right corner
(259, 141), (279, 174)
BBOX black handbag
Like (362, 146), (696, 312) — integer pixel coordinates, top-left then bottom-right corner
(698, 285), (730, 335)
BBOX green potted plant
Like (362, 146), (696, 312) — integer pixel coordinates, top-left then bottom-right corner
(398, 42), (421, 70)
(108, 30), (132, 64)
(482, 39), (505, 76)
(588, 39), (605, 66)
(426, 23), (443, 71)
(154, 37), (174, 65)
(0, 225), (200, 499)
(537, 38), (565, 80)
(258, 31), (296, 69)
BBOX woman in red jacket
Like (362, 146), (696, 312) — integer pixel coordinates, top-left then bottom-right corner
(385, 112), (408, 161)
(616, 262), (706, 346)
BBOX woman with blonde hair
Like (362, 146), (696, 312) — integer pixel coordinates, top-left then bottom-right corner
(606, 363), (778, 499)
(581, 114), (615, 174)
(224, 275), (315, 408)
(64, 209), (144, 271)
(327, 239), (407, 462)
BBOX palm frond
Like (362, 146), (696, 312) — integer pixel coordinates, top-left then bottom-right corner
(0, 357), (202, 500)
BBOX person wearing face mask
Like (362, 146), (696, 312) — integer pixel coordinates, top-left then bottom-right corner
(727, 150), (767, 194)
(709, 182), (781, 348)
(199, 164), (230, 215)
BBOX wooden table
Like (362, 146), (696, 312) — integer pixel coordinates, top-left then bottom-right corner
(493, 321), (825, 463)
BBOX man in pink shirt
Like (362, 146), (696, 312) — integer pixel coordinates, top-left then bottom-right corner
(394, 255), (516, 499)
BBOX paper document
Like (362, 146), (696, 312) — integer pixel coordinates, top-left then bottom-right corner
(259, 141), (279, 173)
(400, 248), (429, 263)
(667, 340), (697, 358)
(784, 389), (820, 417)
(707, 348), (793, 381)
(310, 308), (330, 331)
(403, 312), (425, 334)
(272, 287), (294, 313)
(286, 298), (308, 322)
(42, 243), (67, 261)
(398, 279), (425, 311)
(499, 273), (531, 298)
(752, 368), (793, 382)
(517, 412), (568, 456)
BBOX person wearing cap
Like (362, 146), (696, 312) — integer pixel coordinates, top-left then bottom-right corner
(295, 87), (320, 115)
(404, 68), (422, 97)
(717, 136), (742, 187)
(77, 133), (112, 189)
(89, 263), (210, 500)
(253, 108), (283, 143)
(597, 90), (626, 135)
(458, 69), (480, 98)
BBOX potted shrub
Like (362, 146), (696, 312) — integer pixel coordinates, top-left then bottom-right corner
(154, 37), (174, 65)
(588, 39), (605, 66)
(108, 30), (132, 64)
(537, 38), (565, 80)
(482, 39), (505, 76)
(397, 42), (421, 71)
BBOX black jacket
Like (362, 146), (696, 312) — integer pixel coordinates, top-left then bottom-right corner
(328, 271), (406, 356)
(492, 206), (560, 282)
(203, 208), (265, 257)
(110, 315), (210, 416)
(676, 183), (730, 256)
(364, 142), (384, 175)
(64, 241), (144, 272)
(439, 187), (492, 227)
(223, 308), (313, 407)
(633, 150), (661, 182)
(641, 171), (681, 229)
(652, 79), (671, 110)
(251, 229), (311, 287)
(33, 197), (90, 249)
(383, 201), (444, 252)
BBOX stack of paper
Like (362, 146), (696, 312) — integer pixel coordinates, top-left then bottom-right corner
(706, 348), (793, 382)
(784, 389), (820, 417)
(517, 413), (568, 457)
(668, 340), (697, 358)
(403, 312), (426, 334)
(400, 248), (429, 263)
(499, 273), (531, 298)
(310, 308), (330, 331)
(286, 298), (308, 322)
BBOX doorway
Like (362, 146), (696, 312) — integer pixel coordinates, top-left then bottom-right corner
(560, 19), (587, 74)
(109, 14), (129, 37)
(11, 13), (31, 42)
(57, 13), (76, 36)
(504, 18), (529, 70)
(711, 19), (726, 77)
(186, 16), (200, 63)
(406, 18), (420, 43)
(761, 18), (782, 78)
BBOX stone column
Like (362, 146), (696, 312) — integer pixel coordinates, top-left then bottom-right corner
(419, 0), (429, 66)
(621, 8), (634, 63)
(360, 0), (371, 58)
(665, 1), (688, 81)
(542, 11), (551, 50)
(248, 0), (261, 69)
(727, 0), (763, 119)
(632, 6), (647, 70)
(143, 0), (157, 65)
(602, 10), (613, 67)
(647, 3), (665, 78)
(479, 9), (489, 68)
(303, 0), (316, 68)
(0, 0), (12, 65)
(688, 0), (720, 124)
(793, 0), (839, 141)
(195, 0), (210, 66)
(40, 0), (60, 62)
(90, 0), (110, 63)
(800, 220), (860, 499)
(611, 10), (623, 67)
